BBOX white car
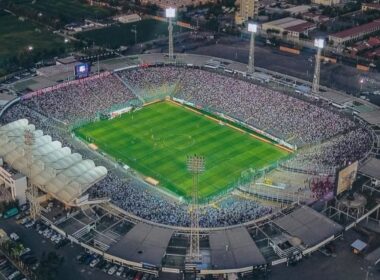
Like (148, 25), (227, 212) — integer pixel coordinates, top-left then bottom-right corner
(51, 234), (59, 242)
(89, 258), (100, 268)
(116, 266), (124, 276)
(25, 221), (35, 228)
(19, 247), (31, 257)
(8, 271), (20, 280)
(107, 265), (118, 275)
(54, 236), (62, 244)
(44, 230), (53, 239)
(10, 233), (20, 241)
(20, 218), (30, 225)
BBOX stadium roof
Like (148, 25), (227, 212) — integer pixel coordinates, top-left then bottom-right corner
(108, 222), (174, 267)
(209, 227), (266, 269)
(0, 119), (107, 205)
(359, 109), (380, 126)
(359, 157), (380, 180)
(274, 206), (343, 247)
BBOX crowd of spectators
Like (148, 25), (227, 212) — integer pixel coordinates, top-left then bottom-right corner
(283, 127), (372, 174)
(118, 66), (184, 99)
(119, 66), (372, 173)
(1, 101), (272, 228)
(88, 173), (271, 227)
(22, 75), (136, 124)
(119, 67), (356, 147)
(0, 66), (374, 227)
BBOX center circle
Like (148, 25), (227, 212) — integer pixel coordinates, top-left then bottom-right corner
(162, 134), (194, 150)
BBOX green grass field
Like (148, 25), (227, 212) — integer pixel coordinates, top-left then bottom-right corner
(74, 101), (289, 200)
(0, 11), (68, 76)
(7, 0), (113, 25)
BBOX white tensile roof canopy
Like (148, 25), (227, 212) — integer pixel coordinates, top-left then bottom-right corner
(0, 119), (107, 205)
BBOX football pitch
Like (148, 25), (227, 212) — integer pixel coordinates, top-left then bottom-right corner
(74, 101), (290, 200)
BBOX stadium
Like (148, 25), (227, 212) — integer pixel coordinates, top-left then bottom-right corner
(0, 53), (380, 278)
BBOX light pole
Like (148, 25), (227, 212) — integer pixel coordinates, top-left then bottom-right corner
(131, 25), (137, 45)
(247, 23), (258, 74)
(359, 78), (364, 92)
(312, 38), (324, 95)
(165, 7), (176, 60)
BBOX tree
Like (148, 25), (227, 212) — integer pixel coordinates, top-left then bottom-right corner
(35, 251), (64, 280)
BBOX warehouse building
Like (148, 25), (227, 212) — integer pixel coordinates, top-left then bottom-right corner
(261, 17), (316, 38)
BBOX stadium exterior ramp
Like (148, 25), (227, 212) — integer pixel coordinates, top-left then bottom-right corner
(0, 119), (107, 206)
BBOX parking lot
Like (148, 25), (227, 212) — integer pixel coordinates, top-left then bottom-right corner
(0, 207), (159, 280)
(0, 253), (26, 280)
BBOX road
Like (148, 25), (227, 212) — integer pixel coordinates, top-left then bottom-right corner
(270, 229), (379, 280)
(188, 39), (380, 97)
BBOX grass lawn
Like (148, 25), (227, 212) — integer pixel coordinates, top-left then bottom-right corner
(74, 101), (289, 201)
(75, 19), (188, 49)
(0, 11), (67, 75)
(8, 0), (113, 24)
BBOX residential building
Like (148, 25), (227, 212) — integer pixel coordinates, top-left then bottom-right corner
(284, 5), (312, 16)
(329, 20), (380, 46)
(302, 12), (330, 24)
(362, 3), (380, 12)
(311, 0), (344, 6)
(236, 0), (258, 24)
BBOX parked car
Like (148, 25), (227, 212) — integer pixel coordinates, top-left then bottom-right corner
(133, 272), (143, 280)
(108, 265), (118, 275)
(24, 221), (35, 228)
(89, 258), (100, 268)
(102, 262), (111, 273)
(9, 233), (20, 241)
(116, 266), (124, 276)
(8, 270), (20, 280)
(20, 218), (30, 226)
(55, 239), (69, 249)
(19, 248), (31, 257)
(38, 227), (47, 235)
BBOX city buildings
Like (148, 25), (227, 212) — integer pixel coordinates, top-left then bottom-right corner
(235, 0), (258, 24)
(329, 20), (380, 46)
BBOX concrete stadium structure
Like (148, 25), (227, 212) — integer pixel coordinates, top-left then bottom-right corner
(1, 53), (380, 278)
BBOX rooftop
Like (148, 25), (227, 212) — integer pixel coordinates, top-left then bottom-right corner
(286, 21), (316, 32)
(330, 20), (380, 39)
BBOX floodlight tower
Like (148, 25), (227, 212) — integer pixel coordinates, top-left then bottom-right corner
(166, 7), (176, 60)
(312, 38), (324, 94)
(186, 155), (205, 265)
(24, 129), (40, 221)
(247, 23), (258, 74)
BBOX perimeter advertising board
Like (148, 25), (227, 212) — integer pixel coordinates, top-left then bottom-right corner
(335, 161), (359, 196)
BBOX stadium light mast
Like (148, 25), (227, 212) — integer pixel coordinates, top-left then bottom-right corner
(247, 23), (258, 74)
(131, 25), (137, 45)
(312, 38), (324, 95)
(24, 129), (40, 221)
(166, 7), (176, 61)
(186, 155), (204, 268)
